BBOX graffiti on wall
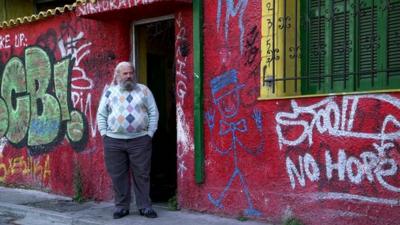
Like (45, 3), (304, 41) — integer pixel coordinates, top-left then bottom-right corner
(35, 21), (96, 135)
(42, 22), (102, 145)
(0, 138), (7, 154)
(206, 69), (265, 216)
(59, 22), (98, 140)
(0, 154), (51, 182)
(58, 24), (93, 91)
(76, 0), (162, 16)
(241, 25), (260, 108)
(0, 46), (88, 155)
(176, 13), (190, 106)
(175, 12), (193, 178)
(36, 22), (97, 140)
(244, 26), (259, 67)
(276, 94), (400, 205)
(217, 0), (249, 54)
(0, 33), (28, 50)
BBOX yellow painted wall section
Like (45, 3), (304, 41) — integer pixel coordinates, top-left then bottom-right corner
(137, 26), (148, 85)
(260, 0), (300, 98)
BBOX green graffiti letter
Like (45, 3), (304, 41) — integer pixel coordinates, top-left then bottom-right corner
(25, 47), (61, 146)
(54, 58), (71, 121)
(1, 58), (30, 143)
(66, 110), (85, 143)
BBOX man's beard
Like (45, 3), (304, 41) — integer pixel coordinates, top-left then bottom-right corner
(122, 79), (135, 91)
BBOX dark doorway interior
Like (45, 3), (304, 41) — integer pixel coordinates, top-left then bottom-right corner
(135, 19), (176, 203)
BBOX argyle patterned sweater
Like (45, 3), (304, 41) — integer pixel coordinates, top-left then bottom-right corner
(96, 84), (159, 139)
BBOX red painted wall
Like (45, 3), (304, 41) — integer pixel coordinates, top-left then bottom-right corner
(0, 12), (130, 201)
(0, 1), (399, 225)
(176, 1), (400, 225)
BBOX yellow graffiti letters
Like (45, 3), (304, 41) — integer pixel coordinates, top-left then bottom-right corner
(0, 154), (50, 182)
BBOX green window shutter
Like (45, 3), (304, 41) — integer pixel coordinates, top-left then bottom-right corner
(302, 0), (354, 94)
(386, 0), (400, 88)
(326, 0), (353, 92)
(356, 0), (379, 91)
(301, 0), (400, 95)
(357, 0), (400, 91)
(302, 0), (326, 94)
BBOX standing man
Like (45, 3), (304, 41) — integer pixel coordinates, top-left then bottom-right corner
(97, 61), (159, 219)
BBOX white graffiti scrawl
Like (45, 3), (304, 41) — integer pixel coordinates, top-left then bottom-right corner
(276, 95), (400, 149)
(275, 94), (400, 206)
(175, 12), (192, 177)
(177, 105), (192, 178)
(58, 31), (93, 90)
(56, 25), (98, 139)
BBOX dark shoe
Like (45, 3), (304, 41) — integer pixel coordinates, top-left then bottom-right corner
(113, 209), (129, 219)
(139, 208), (158, 218)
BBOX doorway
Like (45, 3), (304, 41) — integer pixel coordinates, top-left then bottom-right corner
(134, 18), (176, 203)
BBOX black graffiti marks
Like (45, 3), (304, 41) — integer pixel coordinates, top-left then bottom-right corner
(36, 19), (92, 57)
(240, 26), (260, 108)
(179, 40), (191, 58)
(36, 29), (58, 53)
(244, 26), (260, 66)
(0, 46), (88, 155)
(240, 64), (260, 108)
(176, 23), (190, 58)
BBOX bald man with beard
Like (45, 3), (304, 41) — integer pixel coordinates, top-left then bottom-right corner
(97, 61), (159, 219)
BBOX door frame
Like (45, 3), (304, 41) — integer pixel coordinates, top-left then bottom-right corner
(130, 14), (175, 77)
(130, 15), (177, 202)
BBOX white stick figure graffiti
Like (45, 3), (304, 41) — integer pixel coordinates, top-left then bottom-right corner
(206, 69), (264, 217)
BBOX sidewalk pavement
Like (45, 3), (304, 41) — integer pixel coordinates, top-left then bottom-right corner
(0, 187), (271, 225)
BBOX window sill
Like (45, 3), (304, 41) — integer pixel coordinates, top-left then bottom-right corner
(258, 89), (400, 101)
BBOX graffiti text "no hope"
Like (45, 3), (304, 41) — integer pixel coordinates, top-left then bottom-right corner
(287, 148), (399, 193)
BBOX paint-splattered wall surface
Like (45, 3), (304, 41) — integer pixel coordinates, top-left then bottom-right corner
(0, 11), (130, 200)
(178, 1), (400, 225)
(0, 1), (399, 225)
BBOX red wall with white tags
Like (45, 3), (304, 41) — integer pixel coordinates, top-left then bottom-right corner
(176, 1), (400, 225)
(0, 1), (399, 225)
(0, 11), (130, 200)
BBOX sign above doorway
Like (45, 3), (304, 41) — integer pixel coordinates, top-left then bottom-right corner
(76, 0), (192, 18)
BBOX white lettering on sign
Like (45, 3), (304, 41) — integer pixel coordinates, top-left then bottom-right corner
(76, 0), (160, 16)
(0, 33), (28, 50)
(0, 34), (11, 49)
